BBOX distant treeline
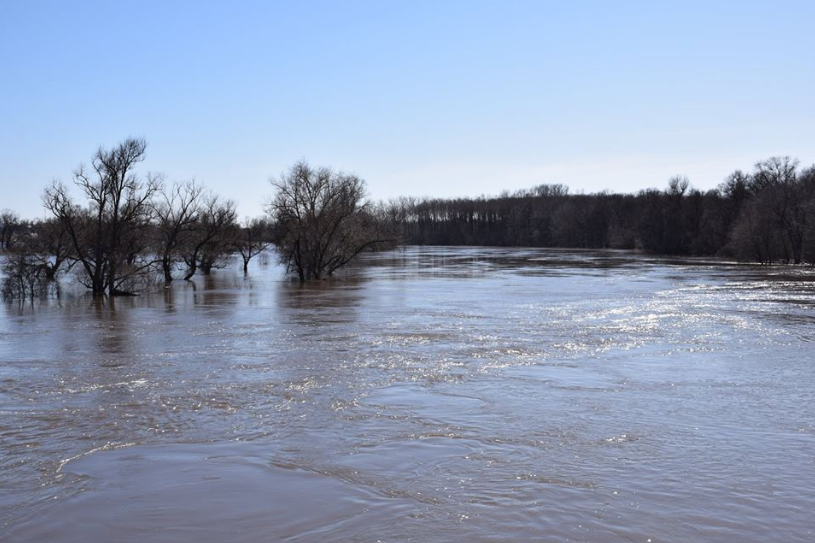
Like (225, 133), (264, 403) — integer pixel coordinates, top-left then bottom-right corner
(378, 156), (815, 265)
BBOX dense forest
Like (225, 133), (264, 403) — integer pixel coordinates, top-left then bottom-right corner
(378, 156), (815, 265)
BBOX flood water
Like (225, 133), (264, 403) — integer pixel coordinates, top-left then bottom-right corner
(1, 247), (814, 542)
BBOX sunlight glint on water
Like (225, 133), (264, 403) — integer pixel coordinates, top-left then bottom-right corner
(1, 247), (814, 542)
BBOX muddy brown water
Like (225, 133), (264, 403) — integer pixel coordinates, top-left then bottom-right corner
(1, 247), (814, 542)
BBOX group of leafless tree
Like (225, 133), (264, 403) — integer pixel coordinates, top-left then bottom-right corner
(4, 144), (813, 300)
(379, 156), (815, 265)
(1, 139), (398, 300)
(1, 138), (271, 299)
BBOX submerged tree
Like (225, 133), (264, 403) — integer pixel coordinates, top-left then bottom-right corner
(181, 194), (237, 280)
(43, 137), (160, 296)
(29, 218), (74, 282)
(0, 219), (71, 300)
(154, 180), (203, 282)
(233, 217), (270, 273)
(268, 161), (394, 282)
(1, 251), (47, 300)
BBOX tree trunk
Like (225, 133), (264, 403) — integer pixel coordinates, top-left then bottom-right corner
(162, 255), (173, 283)
(107, 262), (117, 297)
(184, 262), (197, 281)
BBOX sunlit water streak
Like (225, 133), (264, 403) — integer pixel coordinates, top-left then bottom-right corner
(1, 247), (814, 542)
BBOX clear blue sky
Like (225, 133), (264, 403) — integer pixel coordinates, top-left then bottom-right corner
(2, 0), (814, 219)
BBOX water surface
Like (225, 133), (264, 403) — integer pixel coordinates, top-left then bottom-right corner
(1, 247), (814, 542)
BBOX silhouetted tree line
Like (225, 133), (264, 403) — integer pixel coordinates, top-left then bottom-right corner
(378, 156), (815, 265)
(3, 148), (813, 299)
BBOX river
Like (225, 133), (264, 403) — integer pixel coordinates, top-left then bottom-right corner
(1, 247), (813, 542)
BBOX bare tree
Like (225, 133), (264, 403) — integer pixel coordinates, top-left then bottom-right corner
(154, 180), (203, 282)
(751, 157), (807, 263)
(181, 194), (237, 280)
(233, 217), (270, 273)
(1, 250), (45, 300)
(0, 220), (68, 299)
(268, 160), (394, 282)
(43, 138), (160, 296)
(531, 184), (569, 198)
(30, 218), (74, 282)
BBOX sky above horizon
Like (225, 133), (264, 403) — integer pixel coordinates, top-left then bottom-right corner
(2, 0), (814, 219)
